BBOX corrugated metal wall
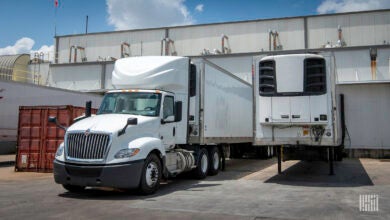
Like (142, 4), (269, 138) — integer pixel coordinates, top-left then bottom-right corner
(49, 64), (103, 90)
(337, 83), (390, 149)
(57, 29), (166, 63)
(307, 11), (390, 48)
(335, 48), (390, 82)
(55, 10), (390, 64)
(49, 47), (390, 90)
(169, 18), (304, 55)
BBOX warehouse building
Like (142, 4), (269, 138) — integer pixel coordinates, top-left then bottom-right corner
(48, 9), (390, 91)
(23, 9), (390, 157)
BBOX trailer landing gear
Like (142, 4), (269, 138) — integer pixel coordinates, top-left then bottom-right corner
(329, 146), (334, 176)
(277, 145), (282, 174)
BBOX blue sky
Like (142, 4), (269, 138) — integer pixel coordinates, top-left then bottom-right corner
(0, 0), (389, 57)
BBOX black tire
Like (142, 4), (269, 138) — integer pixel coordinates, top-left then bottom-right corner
(192, 148), (209, 179)
(139, 153), (162, 195)
(62, 184), (85, 192)
(208, 146), (220, 176)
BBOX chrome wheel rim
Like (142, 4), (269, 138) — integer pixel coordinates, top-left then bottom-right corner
(145, 161), (158, 187)
(213, 151), (219, 170)
(201, 154), (208, 174)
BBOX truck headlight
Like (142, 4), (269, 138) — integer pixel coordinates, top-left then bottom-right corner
(55, 143), (65, 162)
(56, 144), (64, 157)
(114, 148), (140, 159)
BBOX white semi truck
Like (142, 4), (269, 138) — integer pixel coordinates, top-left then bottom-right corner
(52, 56), (253, 194)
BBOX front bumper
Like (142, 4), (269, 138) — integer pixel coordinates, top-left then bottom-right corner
(53, 159), (144, 189)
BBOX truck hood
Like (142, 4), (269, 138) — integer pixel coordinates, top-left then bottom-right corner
(67, 114), (159, 134)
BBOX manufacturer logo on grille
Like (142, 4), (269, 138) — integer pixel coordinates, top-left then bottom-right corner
(84, 129), (91, 137)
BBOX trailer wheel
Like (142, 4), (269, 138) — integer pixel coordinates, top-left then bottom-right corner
(208, 146), (220, 176)
(139, 153), (162, 195)
(62, 184), (85, 193)
(192, 148), (209, 179)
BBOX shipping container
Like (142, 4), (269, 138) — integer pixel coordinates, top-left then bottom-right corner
(15, 105), (97, 172)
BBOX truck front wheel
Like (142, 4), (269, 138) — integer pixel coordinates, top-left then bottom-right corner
(139, 153), (162, 195)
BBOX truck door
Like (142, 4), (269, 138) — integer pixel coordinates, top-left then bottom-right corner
(160, 95), (176, 150)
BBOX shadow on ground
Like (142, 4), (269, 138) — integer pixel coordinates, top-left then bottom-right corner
(265, 159), (374, 187)
(58, 158), (277, 200)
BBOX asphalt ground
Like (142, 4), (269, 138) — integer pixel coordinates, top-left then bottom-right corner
(0, 158), (389, 220)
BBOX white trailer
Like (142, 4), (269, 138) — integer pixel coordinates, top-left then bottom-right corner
(52, 56), (252, 194)
(252, 53), (343, 174)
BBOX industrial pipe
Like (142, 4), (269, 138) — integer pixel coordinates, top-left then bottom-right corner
(69, 46), (76, 63)
(336, 25), (346, 47)
(221, 34), (229, 54)
(161, 38), (176, 56)
(121, 42), (130, 58)
(74, 46), (78, 63)
(165, 38), (170, 56)
(268, 30), (272, 51)
(160, 39), (165, 56)
(370, 48), (377, 80)
(273, 31), (279, 51)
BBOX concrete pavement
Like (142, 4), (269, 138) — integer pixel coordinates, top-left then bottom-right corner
(0, 158), (389, 220)
(0, 154), (15, 167)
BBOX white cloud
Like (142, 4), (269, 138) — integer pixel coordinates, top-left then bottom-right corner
(0, 37), (54, 62)
(0, 38), (35, 55)
(106, 0), (194, 30)
(195, 4), (204, 12)
(317, 0), (390, 14)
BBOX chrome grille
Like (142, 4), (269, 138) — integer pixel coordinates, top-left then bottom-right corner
(66, 133), (111, 160)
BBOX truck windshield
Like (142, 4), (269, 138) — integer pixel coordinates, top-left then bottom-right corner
(97, 92), (161, 117)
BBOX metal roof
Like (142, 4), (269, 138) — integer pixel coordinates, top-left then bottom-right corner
(0, 54), (29, 80)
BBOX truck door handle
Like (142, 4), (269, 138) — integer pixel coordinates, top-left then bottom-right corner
(173, 127), (175, 136)
(292, 115), (301, 119)
(281, 115), (289, 119)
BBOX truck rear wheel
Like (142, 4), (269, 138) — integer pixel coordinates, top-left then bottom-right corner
(208, 146), (220, 176)
(139, 153), (162, 195)
(62, 184), (85, 193)
(192, 148), (209, 179)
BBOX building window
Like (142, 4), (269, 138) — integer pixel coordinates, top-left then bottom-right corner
(259, 60), (276, 96)
(304, 58), (326, 94)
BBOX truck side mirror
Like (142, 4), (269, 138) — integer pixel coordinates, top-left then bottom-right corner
(118, 117), (138, 136)
(48, 116), (67, 131)
(48, 116), (56, 123)
(127, 117), (138, 125)
(175, 101), (182, 122)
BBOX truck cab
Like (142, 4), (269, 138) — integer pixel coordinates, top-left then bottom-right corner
(53, 89), (182, 193)
(53, 56), (253, 194)
(53, 57), (189, 194)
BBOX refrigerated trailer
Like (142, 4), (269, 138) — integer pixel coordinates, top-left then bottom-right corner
(252, 53), (343, 174)
(51, 56), (253, 194)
